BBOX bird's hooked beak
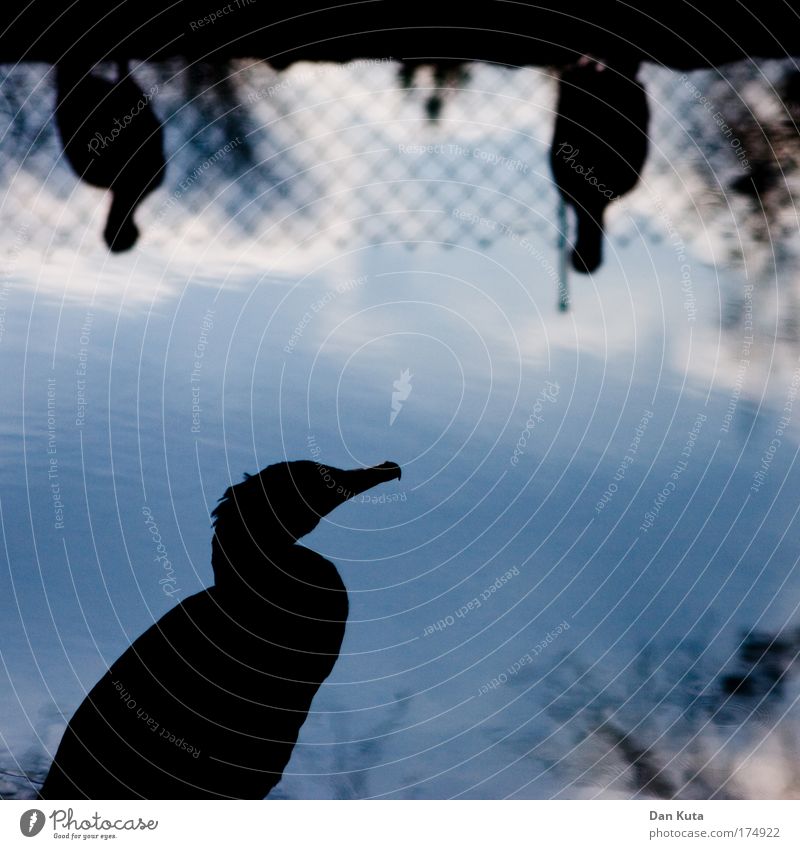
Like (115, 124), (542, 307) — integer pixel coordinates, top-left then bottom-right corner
(321, 461), (402, 507)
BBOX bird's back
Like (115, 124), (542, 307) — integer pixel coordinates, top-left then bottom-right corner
(55, 67), (164, 194)
(41, 548), (348, 799)
(551, 64), (649, 207)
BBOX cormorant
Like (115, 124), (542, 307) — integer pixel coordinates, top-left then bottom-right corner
(54, 61), (165, 252)
(550, 57), (650, 273)
(40, 459), (402, 799)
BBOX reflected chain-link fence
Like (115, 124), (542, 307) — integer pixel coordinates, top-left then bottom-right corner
(0, 57), (799, 314)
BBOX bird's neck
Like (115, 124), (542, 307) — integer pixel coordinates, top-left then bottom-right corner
(211, 535), (304, 592)
(210, 537), (346, 629)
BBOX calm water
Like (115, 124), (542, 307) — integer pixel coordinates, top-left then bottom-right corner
(2, 59), (800, 799)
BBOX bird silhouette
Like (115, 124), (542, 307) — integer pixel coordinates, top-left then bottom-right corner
(550, 57), (649, 273)
(40, 459), (402, 799)
(54, 61), (165, 252)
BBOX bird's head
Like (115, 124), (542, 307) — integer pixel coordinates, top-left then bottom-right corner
(210, 460), (401, 581)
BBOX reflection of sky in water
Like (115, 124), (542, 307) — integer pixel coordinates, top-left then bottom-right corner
(2, 60), (800, 799)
